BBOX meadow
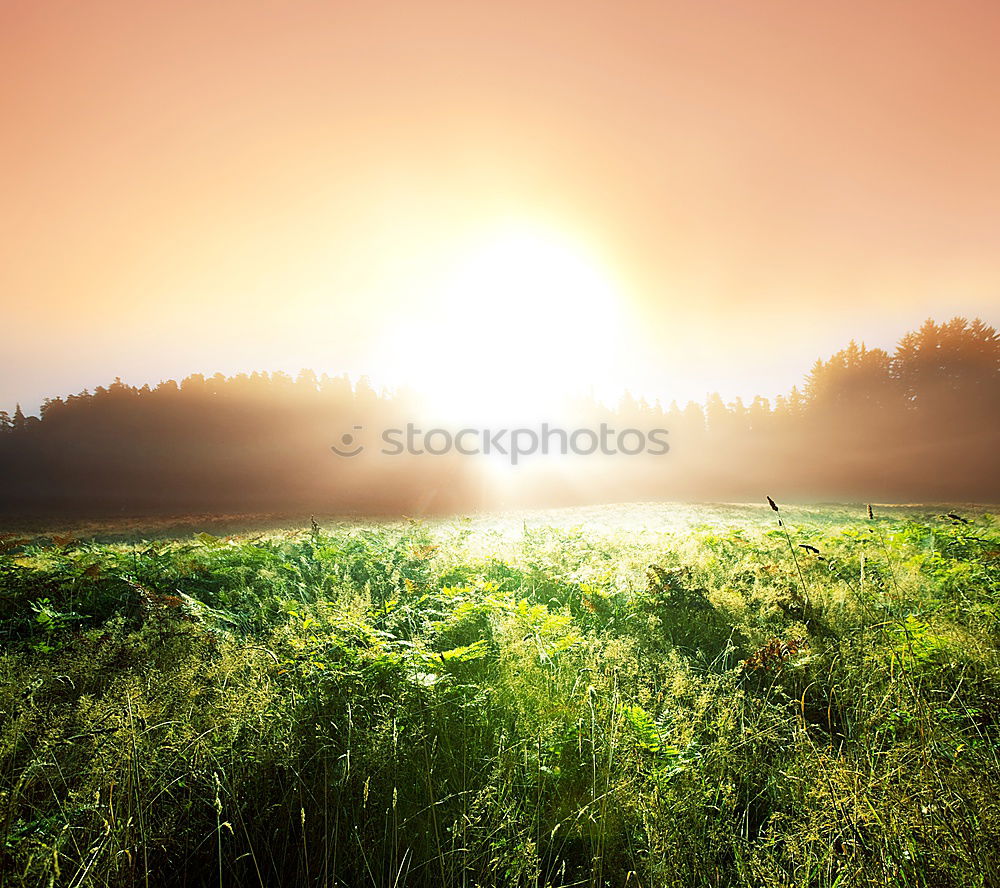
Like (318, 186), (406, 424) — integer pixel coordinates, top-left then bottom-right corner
(1, 502), (998, 887)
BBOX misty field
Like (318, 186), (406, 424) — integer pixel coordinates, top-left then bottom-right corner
(2, 503), (999, 887)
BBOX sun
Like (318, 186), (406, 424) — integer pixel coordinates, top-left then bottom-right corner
(380, 223), (627, 423)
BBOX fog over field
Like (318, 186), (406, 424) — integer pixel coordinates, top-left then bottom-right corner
(3, 1), (999, 885)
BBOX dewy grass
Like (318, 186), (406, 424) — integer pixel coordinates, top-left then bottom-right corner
(0, 504), (998, 887)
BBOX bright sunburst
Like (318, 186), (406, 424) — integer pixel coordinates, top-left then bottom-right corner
(380, 223), (627, 422)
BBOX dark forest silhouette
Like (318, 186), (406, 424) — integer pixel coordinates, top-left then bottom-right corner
(2, 317), (998, 515)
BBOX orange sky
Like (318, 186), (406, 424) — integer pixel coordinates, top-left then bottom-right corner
(2, 0), (999, 416)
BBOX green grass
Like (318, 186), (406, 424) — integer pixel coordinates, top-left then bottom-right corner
(1, 503), (999, 887)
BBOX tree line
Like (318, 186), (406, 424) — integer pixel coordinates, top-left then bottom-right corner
(1, 317), (997, 514)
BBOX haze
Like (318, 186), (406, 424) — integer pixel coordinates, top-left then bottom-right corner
(3, 0), (999, 416)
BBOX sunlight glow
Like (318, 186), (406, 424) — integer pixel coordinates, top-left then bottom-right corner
(380, 223), (627, 423)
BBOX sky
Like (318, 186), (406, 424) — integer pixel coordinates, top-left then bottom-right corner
(2, 0), (999, 418)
